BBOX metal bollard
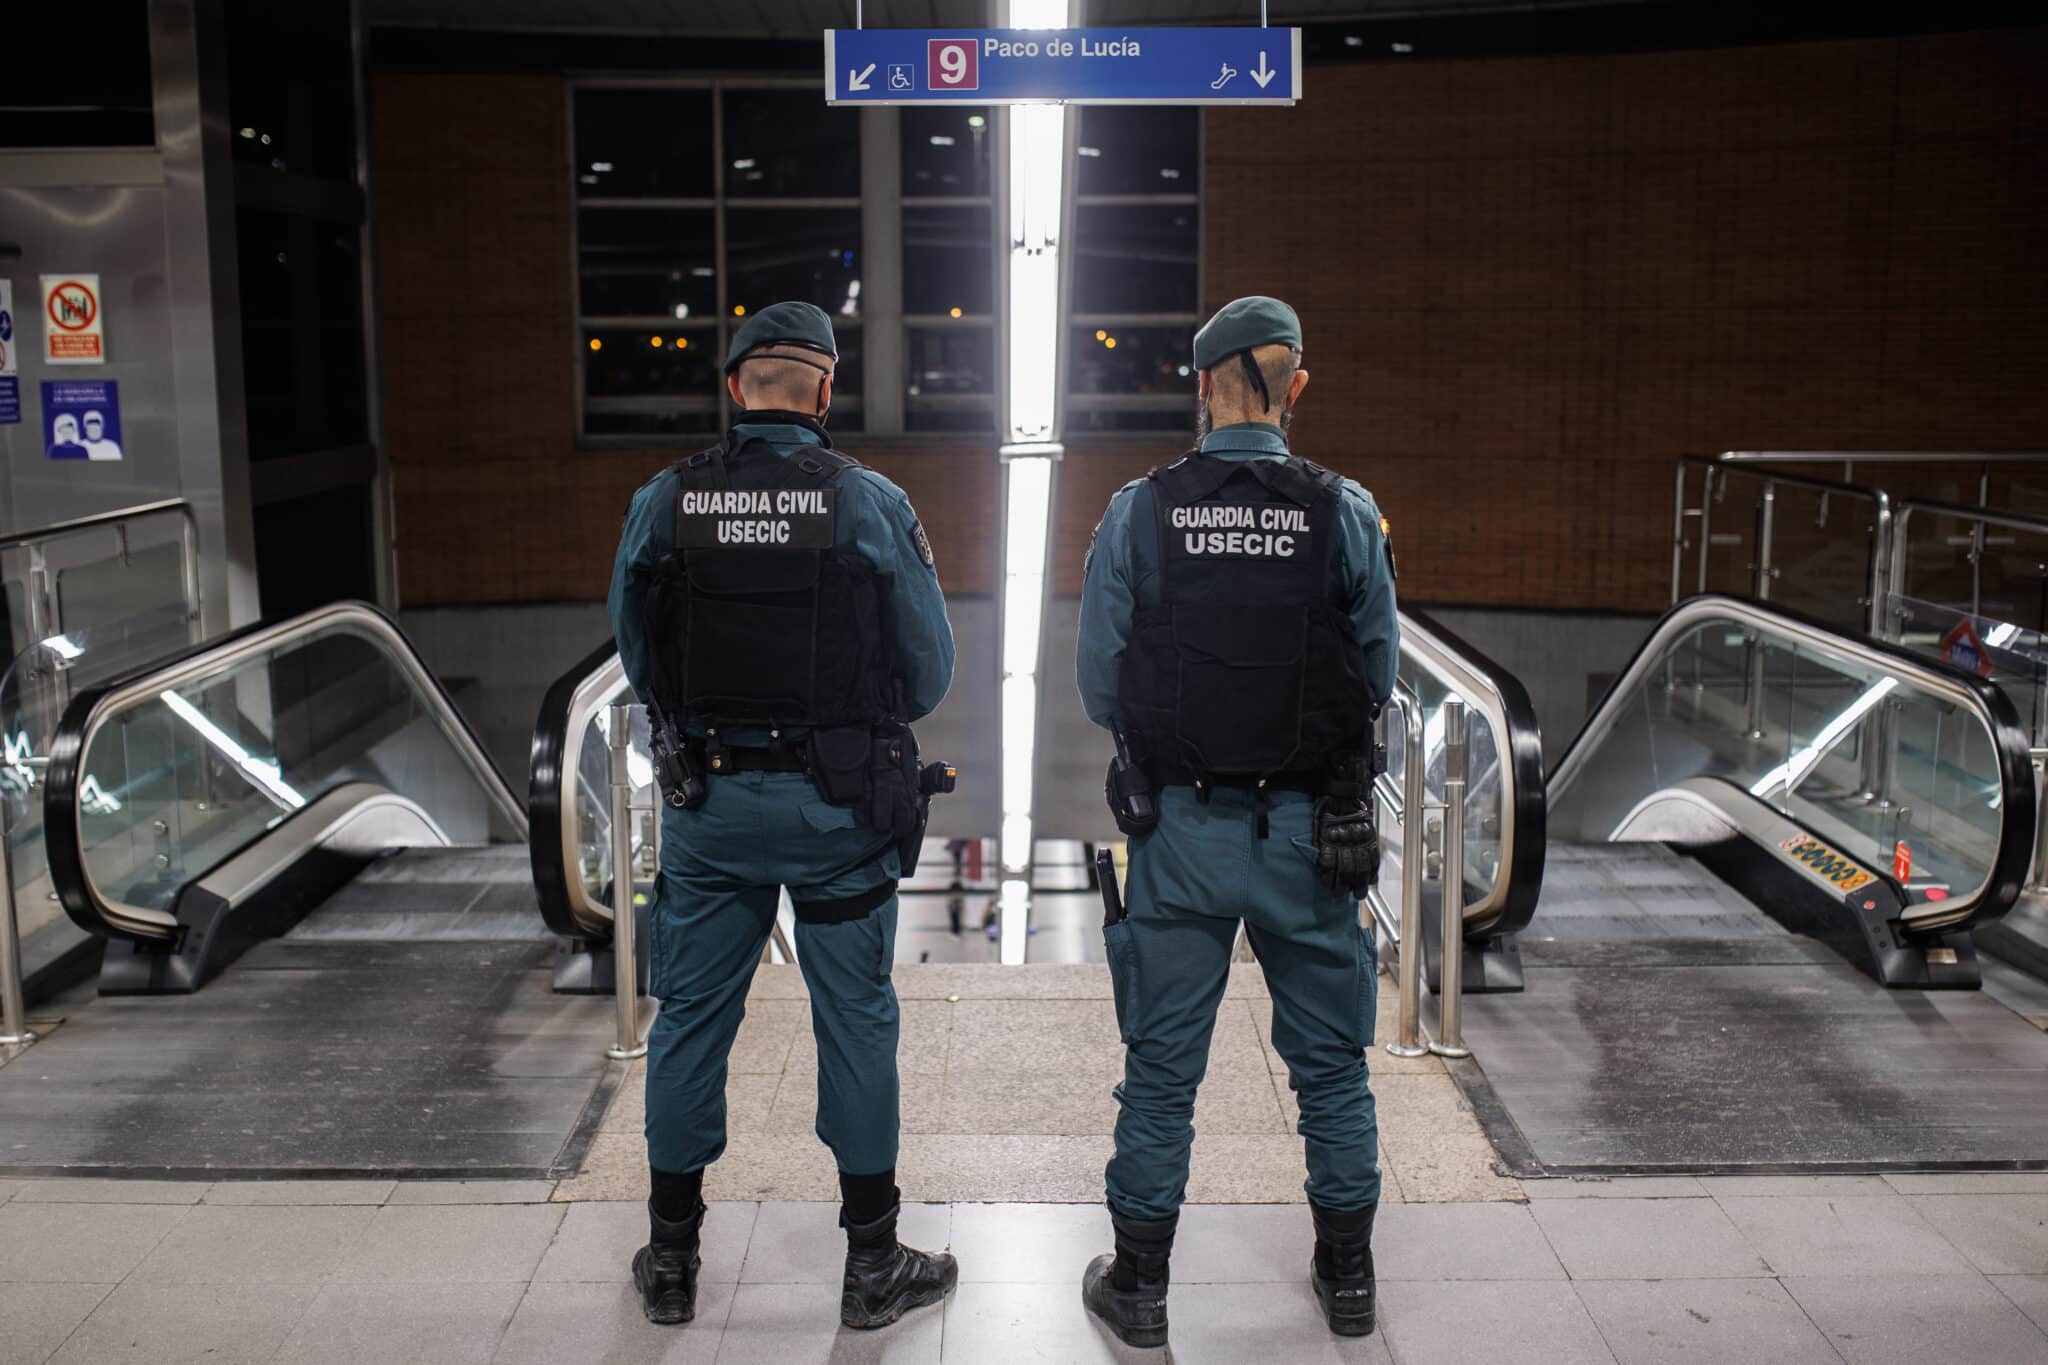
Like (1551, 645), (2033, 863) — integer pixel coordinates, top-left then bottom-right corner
(1431, 700), (1472, 1059)
(606, 702), (649, 1061)
(0, 834), (38, 1048)
(1385, 693), (1430, 1059)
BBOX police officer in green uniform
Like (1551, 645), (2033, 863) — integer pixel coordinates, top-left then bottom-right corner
(1076, 297), (1399, 1347)
(608, 302), (959, 1330)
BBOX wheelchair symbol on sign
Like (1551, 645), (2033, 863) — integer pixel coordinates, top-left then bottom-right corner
(889, 64), (914, 92)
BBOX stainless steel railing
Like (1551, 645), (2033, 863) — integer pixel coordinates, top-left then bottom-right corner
(1, 499), (206, 1049)
(1367, 687), (1478, 1059)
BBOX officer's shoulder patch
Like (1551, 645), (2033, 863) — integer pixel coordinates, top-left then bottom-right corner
(911, 520), (936, 567)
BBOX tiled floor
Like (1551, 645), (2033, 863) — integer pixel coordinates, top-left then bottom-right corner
(553, 962), (1521, 1206)
(7, 1175), (2048, 1362)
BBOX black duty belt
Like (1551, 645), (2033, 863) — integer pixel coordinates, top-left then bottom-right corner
(1144, 763), (1324, 796)
(712, 744), (808, 775)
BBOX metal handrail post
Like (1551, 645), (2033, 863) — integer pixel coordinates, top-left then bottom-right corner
(1431, 700), (1471, 1059)
(0, 825), (37, 1048)
(1384, 693), (1430, 1058)
(1743, 482), (1775, 740)
(606, 702), (648, 1061)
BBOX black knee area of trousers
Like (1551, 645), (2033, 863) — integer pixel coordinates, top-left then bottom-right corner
(793, 879), (897, 924)
(650, 1166), (705, 1224)
(1107, 1207), (1180, 1290)
(839, 1168), (899, 1228)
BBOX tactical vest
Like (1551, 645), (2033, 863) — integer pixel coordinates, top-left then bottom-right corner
(1116, 451), (1374, 786)
(644, 432), (890, 732)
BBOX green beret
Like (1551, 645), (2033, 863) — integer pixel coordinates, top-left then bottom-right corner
(1192, 296), (1303, 371)
(724, 301), (839, 374)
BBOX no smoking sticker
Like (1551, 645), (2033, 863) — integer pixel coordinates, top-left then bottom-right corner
(41, 274), (105, 364)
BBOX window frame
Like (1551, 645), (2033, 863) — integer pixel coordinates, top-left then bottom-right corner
(900, 107), (1000, 435)
(1062, 108), (1205, 439)
(568, 75), (867, 446)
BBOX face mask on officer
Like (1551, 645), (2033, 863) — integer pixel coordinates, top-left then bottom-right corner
(726, 348), (836, 428)
(1195, 344), (1310, 439)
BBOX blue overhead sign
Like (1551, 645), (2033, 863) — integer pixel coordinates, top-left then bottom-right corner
(825, 27), (1302, 106)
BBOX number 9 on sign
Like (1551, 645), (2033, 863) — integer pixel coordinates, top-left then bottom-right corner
(928, 38), (978, 91)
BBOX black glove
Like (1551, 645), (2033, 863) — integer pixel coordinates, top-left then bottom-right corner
(1313, 796), (1380, 897)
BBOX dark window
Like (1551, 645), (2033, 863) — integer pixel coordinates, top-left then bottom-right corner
(901, 107), (994, 197)
(909, 328), (995, 396)
(583, 328), (720, 398)
(577, 208), (717, 318)
(1075, 107), (1200, 196)
(225, 0), (358, 179)
(572, 85), (865, 442)
(1072, 204), (1199, 314)
(726, 209), (863, 317)
(722, 90), (860, 198)
(903, 206), (994, 317)
(1067, 109), (1200, 431)
(575, 89), (714, 199)
(237, 211), (369, 460)
(3, 6), (154, 147)
(907, 328), (995, 433)
(1068, 325), (1194, 396)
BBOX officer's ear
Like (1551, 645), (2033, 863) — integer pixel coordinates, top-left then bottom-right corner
(1197, 369), (1214, 401)
(819, 373), (834, 413)
(1287, 367), (1310, 406)
(726, 372), (748, 410)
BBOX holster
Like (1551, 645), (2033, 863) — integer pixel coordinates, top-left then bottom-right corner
(648, 708), (708, 810)
(808, 721), (930, 877)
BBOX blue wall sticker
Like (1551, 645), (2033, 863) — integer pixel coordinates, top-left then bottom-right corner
(0, 280), (18, 426)
(41, 379), (123, 461)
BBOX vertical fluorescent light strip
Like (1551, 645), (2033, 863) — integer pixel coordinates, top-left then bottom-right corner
(996, 0), (1072, 886)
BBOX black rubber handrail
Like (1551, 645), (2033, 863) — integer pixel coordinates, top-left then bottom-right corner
(529, 637), (623, 942)
(1402, 607), (1549, 940)
(44, 600), (526, 945)
(1553, 592), (2036, 934)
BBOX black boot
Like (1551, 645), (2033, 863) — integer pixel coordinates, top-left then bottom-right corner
(632, 1199), (704, 1326)
(1082, 1209), (1177, 1349)
(841, 1201), (959, 1329)
(1309, 1200), (1377, 1337)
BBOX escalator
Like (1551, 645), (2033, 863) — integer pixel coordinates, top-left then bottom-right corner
(1419, 593), (2048, 1173)
(0, 602), (638, 1176)
(1544, 593), (2034, 989)
(44, 601), (615, 992)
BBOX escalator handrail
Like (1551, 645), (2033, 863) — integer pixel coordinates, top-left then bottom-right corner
(43, 600), (529, 943)
(529, 638), (629, 941)
(1549, 593), (2037, 926)
(1399, 608), (1548, 939)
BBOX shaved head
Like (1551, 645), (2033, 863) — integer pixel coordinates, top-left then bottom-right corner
(731, 344), (837, 415)
(1199, 342), (1305, 435)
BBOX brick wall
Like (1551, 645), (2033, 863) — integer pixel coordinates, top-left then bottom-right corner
(1200, 27), (2048, 610)
(372, 26), (2048, 611)
(370, 71), (995, 604)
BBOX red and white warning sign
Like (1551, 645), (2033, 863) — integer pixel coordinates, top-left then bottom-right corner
(1893, 841), (1913, 883)
(41, 275), (104, 364)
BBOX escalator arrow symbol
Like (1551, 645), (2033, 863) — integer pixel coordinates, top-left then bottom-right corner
(1251, 52), (1276, 89)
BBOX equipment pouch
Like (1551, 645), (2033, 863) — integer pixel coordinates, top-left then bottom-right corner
(809, 726), (872, 806)
(1105, 757), (1160, 837)
(867, 729), (920, 842)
